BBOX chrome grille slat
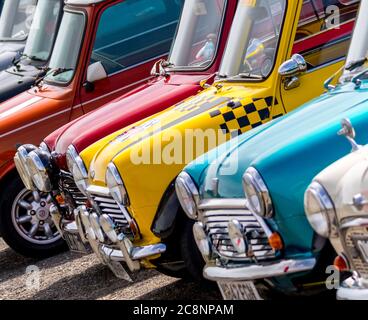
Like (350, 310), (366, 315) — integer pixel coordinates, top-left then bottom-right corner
(201, 207), (276, 262)
(60, 172), (87, 207)
(344, 227), (368, 278)
(87, 189), (132, 236)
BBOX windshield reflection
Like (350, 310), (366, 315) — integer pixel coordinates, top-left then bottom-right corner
(0, 0), (37, 41)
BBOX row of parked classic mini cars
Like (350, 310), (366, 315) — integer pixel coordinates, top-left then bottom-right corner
(0, 0), (368, 300)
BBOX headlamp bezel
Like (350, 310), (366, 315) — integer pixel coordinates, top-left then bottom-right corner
(304, 181), (336, 238)
(106, 162), (129, 206)
(175, 172), (199, 220)
(242, 167), (273, 219)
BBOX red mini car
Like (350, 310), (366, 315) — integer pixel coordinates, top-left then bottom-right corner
(12, 0), (237, 259)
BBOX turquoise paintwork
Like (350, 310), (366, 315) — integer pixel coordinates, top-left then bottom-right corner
(184, 78), (368, 265)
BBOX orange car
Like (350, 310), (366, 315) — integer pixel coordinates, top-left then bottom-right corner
(0, 0), (183, 257)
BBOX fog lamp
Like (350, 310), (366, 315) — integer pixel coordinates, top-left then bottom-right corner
(89, 212), (105, 243)
(100, 214), (118, 243)
(228, 220), (247, 254)
(193, 222), (210, 262)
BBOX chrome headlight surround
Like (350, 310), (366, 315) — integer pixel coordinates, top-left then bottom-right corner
(304, 181), (336, 238)
(14, 144), (38, 190)
(106, 162), (129, 206)
(66, 145), (88, 196)
(26, 149), (53, 193)
(242, 167), (273, 218)
(175, 172), (199, 220)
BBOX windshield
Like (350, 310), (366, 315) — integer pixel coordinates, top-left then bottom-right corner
(23, 0), (62, 62)
(169, 0), (226, 69)
(0, 0), (37, 41)
(219, 0), (286, 79)
(342, 0), (368, 80)
(45, 11), (85, 84)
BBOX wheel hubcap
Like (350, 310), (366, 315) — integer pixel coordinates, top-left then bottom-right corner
(12, 189), (61, 245)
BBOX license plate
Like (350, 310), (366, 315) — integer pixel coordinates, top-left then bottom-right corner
(357, 239), (368, 263)
(64, 232), (90, 254)
(218, 281), (262, 300)
(105, 259), (132, 282)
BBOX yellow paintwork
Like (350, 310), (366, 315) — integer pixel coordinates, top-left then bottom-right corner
(80, 0), (351, 257)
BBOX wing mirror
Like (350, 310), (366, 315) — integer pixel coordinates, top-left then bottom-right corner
(83, 61), (107, 92)
(278, 54), (307, 90)
(337, 118), (361, 152)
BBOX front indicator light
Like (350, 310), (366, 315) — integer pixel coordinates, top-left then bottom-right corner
(334, 255), (349, 272)
(268, 232), (283, 251)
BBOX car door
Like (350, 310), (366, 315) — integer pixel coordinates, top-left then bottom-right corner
(79, 0), (183, 114)
(279, 0), (360, 113)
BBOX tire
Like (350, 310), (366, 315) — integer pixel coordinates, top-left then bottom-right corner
(179, 217), (206, 282)
(0, 174), (67, 258)
(154, 211), (207, 282)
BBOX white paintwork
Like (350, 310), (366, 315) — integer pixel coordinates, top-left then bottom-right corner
(86, 61), (107, 83)
(64, 0), (106, 6)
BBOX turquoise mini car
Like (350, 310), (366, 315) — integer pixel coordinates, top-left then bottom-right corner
(175, 2), (368, 299)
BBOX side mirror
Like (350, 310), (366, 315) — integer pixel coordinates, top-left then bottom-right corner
(337, 118), (361, 152)
(278, 54), (307, 90)
(86, 61), (107, 83)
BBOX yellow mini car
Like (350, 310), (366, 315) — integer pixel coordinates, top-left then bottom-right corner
(68, 0), (360, 279)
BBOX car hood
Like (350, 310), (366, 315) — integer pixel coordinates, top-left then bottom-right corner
(49, 74), (213, 169)
(188, 81), (368, 205)
(83, 83), (268, 186)
(0, 90), (45, 137)
(0, 64), (44, 103)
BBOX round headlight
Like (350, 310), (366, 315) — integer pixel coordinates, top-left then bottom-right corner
(26, 150), (52, 192)
(14, 145), (38, 190)
(89, 212), (105, 243)
(100, 214), (118, 243)
(242, 167), (273, 218)
(228, 220), (247, 254)
(106, 163), (129, 205)
(304, 181), (335, 238)
(66, 145), (88, 196)
(175, 172), (199, 220)
(193, 222), (211, 262)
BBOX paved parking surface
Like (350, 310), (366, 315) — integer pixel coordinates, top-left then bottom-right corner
(0, 239), (221, 300)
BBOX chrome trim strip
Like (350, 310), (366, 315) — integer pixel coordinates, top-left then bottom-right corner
(337, 277), (368, 300)
(198, 199), (248, 210)
(86, 185), (110, 196)
(203, 258), (316, 281)
(340, 217), (368, 229)
(100, 243), (166, 261)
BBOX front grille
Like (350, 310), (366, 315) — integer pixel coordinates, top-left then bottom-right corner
(88, 191), (133, 237)
(59, 171), (87, 207)
(202, 209), (276, 261)
(343, 226), (368, 278)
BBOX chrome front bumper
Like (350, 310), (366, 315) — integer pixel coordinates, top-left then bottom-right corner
(337, 276), (368, 300)
(203, 258), (317, 281)
(77, 206), (166, 277)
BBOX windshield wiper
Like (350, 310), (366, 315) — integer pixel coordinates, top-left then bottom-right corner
(219, 73), (264, 81)
(51, 67), (73, 77)
(346, 57), (367, 72)
(238, 73), (264, 80)
(150, 59), (173, 77)
(33, 67), (73, 88)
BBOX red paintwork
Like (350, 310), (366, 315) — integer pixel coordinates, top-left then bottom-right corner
(44, 0), (238, 170)
(0, 0), (181, 182)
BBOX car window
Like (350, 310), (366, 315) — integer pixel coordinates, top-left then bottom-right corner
(91, 0), (183, 75)
(292, 0), (359, 69)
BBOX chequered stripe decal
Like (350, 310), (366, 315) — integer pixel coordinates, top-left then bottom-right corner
(209, 96), (284, 137)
